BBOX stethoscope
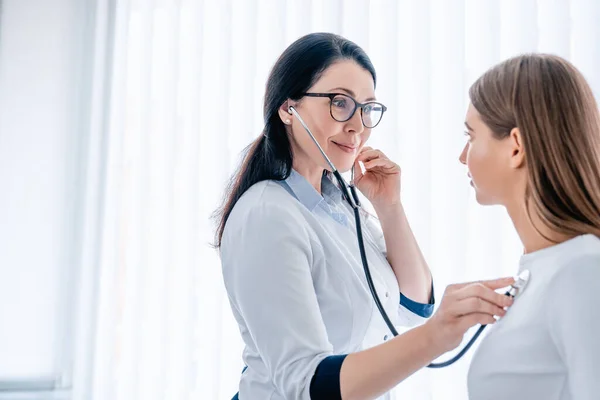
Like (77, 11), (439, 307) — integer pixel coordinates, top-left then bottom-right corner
(288, 105), (531, 368)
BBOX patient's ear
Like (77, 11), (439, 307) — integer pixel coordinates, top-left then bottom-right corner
(508, 127), (525, 169)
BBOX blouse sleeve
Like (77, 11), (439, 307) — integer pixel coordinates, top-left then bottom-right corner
(362, 211), (435, 326)
(221, 200), (347, 399)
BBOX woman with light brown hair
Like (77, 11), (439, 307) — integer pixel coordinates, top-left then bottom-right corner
(462, 54), (600, 399)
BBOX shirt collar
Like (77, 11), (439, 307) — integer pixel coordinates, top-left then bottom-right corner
(283, 169), (345, 211)
(284, 169), (325, 212)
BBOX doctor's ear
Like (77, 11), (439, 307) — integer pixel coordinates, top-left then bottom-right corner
(278, 100), (294, 126)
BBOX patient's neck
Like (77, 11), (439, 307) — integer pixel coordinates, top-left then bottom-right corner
(505, 200), (574, 255)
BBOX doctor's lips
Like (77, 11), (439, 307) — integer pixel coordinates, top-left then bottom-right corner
(332, 140), (358, 153)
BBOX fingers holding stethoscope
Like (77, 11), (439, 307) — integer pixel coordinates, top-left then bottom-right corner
(424, 277), (515, 354)
(452, 297), (507, 319)
(450, 282), (514, 320)
(453, 280), (514, 308)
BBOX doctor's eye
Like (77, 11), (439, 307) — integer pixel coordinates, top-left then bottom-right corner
(332, 97), (348, 108)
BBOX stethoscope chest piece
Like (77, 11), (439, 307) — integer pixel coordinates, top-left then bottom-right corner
(508, 269), (531, 298)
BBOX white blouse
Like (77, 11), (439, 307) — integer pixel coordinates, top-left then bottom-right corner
(468, 234), (600, 400)
(221, 170), (433, 400)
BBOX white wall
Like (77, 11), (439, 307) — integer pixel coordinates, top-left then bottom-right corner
(0, 0), (88, 394)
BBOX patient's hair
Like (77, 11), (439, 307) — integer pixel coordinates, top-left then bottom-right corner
(469, 54), (600, 237)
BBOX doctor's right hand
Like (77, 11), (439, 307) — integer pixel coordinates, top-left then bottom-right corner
(424, 277), (515, 354)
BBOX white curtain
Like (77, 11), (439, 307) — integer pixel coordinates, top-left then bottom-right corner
(76, 0), (600, 399)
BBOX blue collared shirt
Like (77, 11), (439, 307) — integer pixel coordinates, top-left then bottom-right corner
(221, 170), (434, 400)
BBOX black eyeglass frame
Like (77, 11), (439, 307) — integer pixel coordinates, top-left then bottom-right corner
(301, 92), (388, 128)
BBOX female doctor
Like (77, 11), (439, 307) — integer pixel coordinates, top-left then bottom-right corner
(215, 33), (514, 400)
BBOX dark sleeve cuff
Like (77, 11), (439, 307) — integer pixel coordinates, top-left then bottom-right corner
(309, 354), (348, 400)
(399, 281), (435, 318)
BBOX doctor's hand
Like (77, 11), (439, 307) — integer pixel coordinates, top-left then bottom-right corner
(353, 147), (401, 210)
(423, 277), (515, 355)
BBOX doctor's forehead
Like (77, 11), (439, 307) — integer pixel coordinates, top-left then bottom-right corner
(310, 60), (376, 101)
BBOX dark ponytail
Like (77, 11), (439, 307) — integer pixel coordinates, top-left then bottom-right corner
(213, 32), (376, 248)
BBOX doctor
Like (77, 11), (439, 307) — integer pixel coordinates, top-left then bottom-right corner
(215, 32), (513, 400)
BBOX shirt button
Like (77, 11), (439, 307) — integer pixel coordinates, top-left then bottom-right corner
(384, 335), (389, 341)
(385, 292), (389, 298)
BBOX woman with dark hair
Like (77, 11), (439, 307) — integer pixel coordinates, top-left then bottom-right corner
(463, 54), (600, 399)
(216, 33), (513, 400)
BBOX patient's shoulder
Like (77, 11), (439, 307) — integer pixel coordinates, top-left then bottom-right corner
(549, 235), (600, 299)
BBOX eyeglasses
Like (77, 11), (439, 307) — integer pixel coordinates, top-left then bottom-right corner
(301, 93), (387, 128)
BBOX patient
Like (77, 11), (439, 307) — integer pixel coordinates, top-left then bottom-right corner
(461, 54), (600, 400)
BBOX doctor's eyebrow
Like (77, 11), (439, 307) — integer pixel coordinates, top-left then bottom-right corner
(464, 121), (475, 131)
(328, 87), (377, 102)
